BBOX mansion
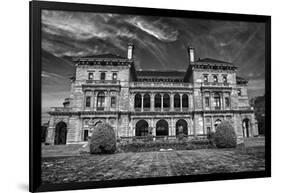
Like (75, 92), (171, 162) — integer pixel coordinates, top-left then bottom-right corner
(46, 43), (258, 145)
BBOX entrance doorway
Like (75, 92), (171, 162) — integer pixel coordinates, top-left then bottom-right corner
(54, 121), (67, 145)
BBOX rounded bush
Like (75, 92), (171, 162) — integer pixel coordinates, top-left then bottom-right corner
(89, 123), (116, 154)
(214, 121), (237, 148)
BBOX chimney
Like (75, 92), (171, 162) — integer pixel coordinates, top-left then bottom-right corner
(187, 46), (195, 63)
(127, 43), (134, 60)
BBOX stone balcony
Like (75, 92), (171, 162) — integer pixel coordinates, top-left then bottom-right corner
(85, 80), (120, 85)
(130, 81), (192, 89)
(50, 107), (73, 112)
(201, 82), (231, 88)
(82, 80), (121, 89)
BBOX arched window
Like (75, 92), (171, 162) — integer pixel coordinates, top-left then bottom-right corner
(213, 75), (218, 82)
(214, 119), (222, 128)
(242, 118), (250, 138)
(135, 120), (149, 136)
(156, 119), (169, 136)
(176, 119), (188, 136)
(143, 94), (150, 109)
(174, 94), (180, 108)
(97, 92), (105, 110)
(155, 94), (161, 109)
(163, 94), (170, 108)
(134, 93), (142, 109)
(182, 94), (189, 108)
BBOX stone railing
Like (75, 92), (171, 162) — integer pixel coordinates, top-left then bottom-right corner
(50, 107), (72, 112)
(130, 82), (192, 88)
(201, 82), (230, 87)
(85, 80), (120, 85)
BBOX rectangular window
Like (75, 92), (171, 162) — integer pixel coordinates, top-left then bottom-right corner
(225, 97), (230, 107)
(223, 76), (227, 83)
(85, 96), (91, 107)
(203, 75), (208, 82)
(214, 96), (220, 109)
(205, 97), (210, 107)
(100, 72), (106, 80)
(213, 75), (218, 82)
(112, 72), (117, 81)
(83, 130), (89, 141)
(111, 96), (116, 108)
(238, 89), (242, 96)
(88, 72), (93, 80)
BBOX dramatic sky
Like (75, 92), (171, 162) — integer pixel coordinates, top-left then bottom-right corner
(41, 10), (265, 123)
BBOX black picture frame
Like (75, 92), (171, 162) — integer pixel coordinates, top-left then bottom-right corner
(30, 1), (271, 192)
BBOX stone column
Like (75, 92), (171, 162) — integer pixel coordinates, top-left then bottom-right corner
(91, 91), (95, 109)
(170, 93), (174, 111)
(180, 93), (183, 112)
(151, 119), (156, 136)
(141, 93), (144, 112)
(94, 91), (98, 111)
(108, 90), (111, 111)
(115, 116), (119, 137)
(151, 93), (155, 111)
(221, 92), (224, 110)
(132, 93), (135, 111)
(161, 94), (164, 112)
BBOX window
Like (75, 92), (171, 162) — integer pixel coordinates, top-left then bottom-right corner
(207, 127), (211, 135)
(205, 97), (210, 107)
(163, 94), (170, 108)
(88, 72), (94, 80)
(112, 72), (117, 81)
(155, 94), (161, 108)
(225, 97), (230, 107)
(143, 94), (150, 109)
(238, 89), (242, 96)
(174, 94), (180, 108)
(223, 76), (227, 83)
(85, 96), (91, 107)
(203, 75), (208, 82)
(111, 96), (116, 108)
(213, 75), (218, 82)
(182, 94), (189, 108)
(134, 93), (141, 108)
(83, 130), (89, 141)
(97, 92), (105, 110)
(214, 93), (220, 109)
(100, 72), (106, 80)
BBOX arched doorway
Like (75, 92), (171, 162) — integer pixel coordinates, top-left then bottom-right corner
(54, 121), (67, 145)
(176, 119), (188, 136)
(156, 119), (169, 136)
(242, 118), (250, 138)
(135, 120), (149, 136)
(214, 119), (222, 128)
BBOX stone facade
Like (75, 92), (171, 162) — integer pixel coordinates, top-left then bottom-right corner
(46, 45), (258, 145)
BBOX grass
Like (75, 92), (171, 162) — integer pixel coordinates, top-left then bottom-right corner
(41, 146), (265, 184)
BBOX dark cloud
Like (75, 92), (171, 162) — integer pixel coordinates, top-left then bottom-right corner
(41, 10), (265, 120)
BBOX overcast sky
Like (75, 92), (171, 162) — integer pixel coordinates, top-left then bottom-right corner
(41, 10), (265, 123)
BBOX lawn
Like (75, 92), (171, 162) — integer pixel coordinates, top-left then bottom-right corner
(41, 146), (265, 184)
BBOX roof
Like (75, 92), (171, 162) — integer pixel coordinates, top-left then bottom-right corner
(80, 53), (126, 59)
(196, 58), (232, 64)
(136, 71), (186, 77)
(236, 76), (248, 84)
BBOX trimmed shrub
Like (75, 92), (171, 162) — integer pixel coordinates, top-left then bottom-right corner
(214, 121), (237, 148)
(89, 123), (116, 154)
(177, 133), (187, 141)
(119, 139), (214, 152)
